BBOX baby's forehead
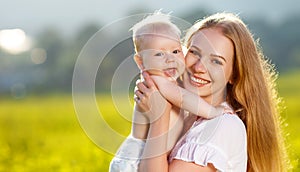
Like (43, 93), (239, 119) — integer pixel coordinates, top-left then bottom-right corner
(138, 34), (182, 52)
(139, 33), (180, 43)
(135, 23), (180, 39)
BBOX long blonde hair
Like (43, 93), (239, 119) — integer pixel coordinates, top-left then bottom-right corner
(185, 13), (289, 171)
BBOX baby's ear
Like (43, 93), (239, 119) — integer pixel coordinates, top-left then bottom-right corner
(134, 54), (144, 70)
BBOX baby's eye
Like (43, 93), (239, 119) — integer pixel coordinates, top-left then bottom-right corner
(154, 52), (164, 56)
(172, 49), (181, 54)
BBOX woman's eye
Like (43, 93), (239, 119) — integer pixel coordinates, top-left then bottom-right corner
(173, 49), (181, 54)
(212, 59), (223, 65)
(189, 50), (195, 54)
(189, 50), (201, 57)
(154, 52), (164, 56)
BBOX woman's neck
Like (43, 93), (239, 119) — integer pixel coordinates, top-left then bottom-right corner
(202, 94), (226, 106)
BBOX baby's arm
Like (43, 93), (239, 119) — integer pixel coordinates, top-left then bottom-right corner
(151, 75), (225, 119)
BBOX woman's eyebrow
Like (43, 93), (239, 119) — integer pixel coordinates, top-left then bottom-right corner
(210, 54), (227, 62)
(190, 45), (201, 52)
(191, 45), (227, 62)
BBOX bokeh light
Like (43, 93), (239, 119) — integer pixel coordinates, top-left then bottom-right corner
(31, 48), (47, 64)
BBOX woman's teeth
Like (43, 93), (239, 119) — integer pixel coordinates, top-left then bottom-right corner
(190, 75), (209, 84)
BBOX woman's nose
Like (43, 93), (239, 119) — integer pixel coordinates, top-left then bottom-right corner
(193, 58), (207, 73)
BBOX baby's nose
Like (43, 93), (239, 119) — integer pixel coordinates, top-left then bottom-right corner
(165, 53), (175, 63)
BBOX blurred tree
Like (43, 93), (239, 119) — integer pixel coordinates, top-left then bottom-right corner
(276, 15), (300, 70)
(33, 28), (66, 92)
(61, 24), (100, 92)
(1, 9), (300, 95)
(30, 24), (101, 93)
(36, 28), (65, 67)
(248, 15), (300, 72)
(74, 23), (100, 49)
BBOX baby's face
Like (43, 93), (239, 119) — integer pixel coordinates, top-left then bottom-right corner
(138, 35), (185, 80)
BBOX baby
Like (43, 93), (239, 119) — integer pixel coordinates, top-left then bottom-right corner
(109, 11), (228, 172)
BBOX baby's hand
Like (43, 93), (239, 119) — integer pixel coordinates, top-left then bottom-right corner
(213, 105), (234, 118)
(150, 75), (183, 108)
(134, 72), (171, 123)
(223, 106), (234, 114)
(150, 75), (177, 88)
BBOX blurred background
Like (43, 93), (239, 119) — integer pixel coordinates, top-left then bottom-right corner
(0, 0), (299, 171)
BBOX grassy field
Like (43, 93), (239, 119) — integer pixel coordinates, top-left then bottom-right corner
(0, 70), (299, 171)
(0, 95), (117, 171)
(277, 70), (300, 170)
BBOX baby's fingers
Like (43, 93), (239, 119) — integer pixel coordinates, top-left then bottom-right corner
(142, 71), (156, 89)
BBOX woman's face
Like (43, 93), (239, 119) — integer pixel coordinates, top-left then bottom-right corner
(183, 28), (234, 105)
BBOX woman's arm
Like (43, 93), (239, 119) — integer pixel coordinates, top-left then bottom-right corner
(169, 160), (217, 172)
(135, 72), (172, 172)
(139, 103), (172, 172)
(135, 72), (217, 172)
(150, 75), (225, 119)
(132, 103), (149, 140)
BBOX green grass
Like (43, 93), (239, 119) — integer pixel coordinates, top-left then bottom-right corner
(0, 70), (299, 171)
(0, 95), (121, 171)
(277, 70), (300, 170)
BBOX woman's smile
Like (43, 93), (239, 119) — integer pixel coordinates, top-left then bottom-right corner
(187, 71), (211, 87)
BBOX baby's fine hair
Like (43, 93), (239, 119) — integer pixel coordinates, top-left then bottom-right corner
(130, 10), (181, 53)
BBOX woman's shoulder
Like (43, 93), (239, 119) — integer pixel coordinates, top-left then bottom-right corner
(203, 113), (247, 152)
(217, 113), (246, 132)
(188, 113), (246, 148)
(206, 113), (246, 141)
(169, 113), (247, 171)
(212, 102), (246, 135)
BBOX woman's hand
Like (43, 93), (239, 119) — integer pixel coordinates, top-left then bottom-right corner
(134, 72), (171, 123)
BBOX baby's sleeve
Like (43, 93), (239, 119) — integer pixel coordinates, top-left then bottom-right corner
(109, 135), (145, 172)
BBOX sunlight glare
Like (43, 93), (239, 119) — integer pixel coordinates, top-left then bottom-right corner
(0, 29), (31, 54)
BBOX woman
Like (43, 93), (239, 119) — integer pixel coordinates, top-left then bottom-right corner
(135, 12), (289, 171)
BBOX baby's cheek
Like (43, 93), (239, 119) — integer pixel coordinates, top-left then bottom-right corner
(142, 57), (165, 71)
(146, 69), (165, 77)
(177, 59), (186, 75)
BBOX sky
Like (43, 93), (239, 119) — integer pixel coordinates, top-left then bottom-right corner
(1, 0), (299, 37)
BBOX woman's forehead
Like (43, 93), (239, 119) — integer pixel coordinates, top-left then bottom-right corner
(190, 29), (227, 47)
(188, 28), (234, 61)
(189, 30), (217, 52)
